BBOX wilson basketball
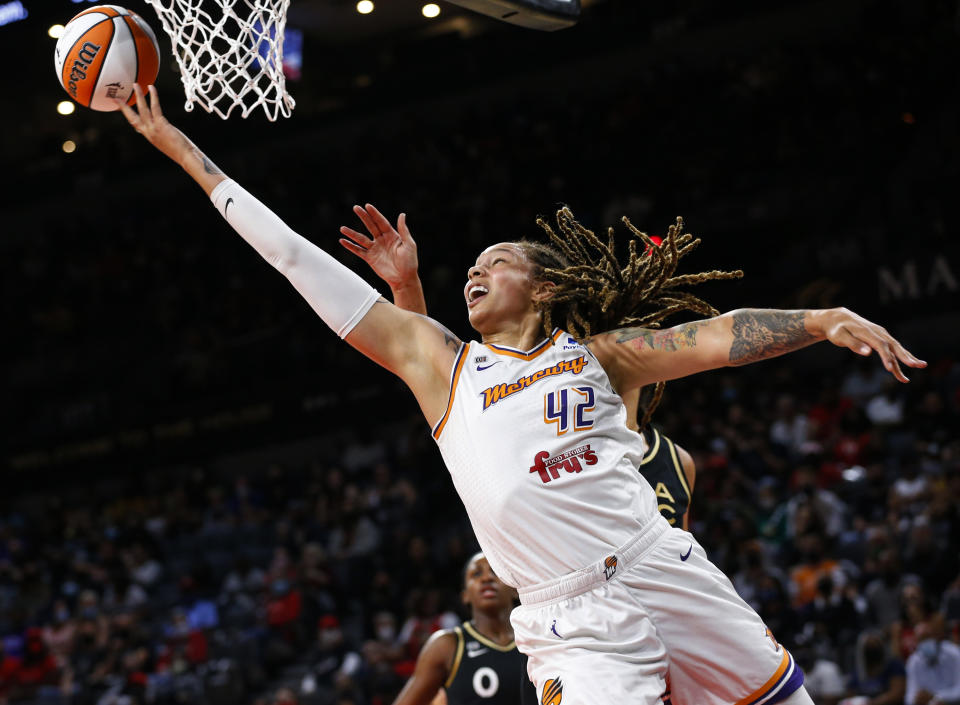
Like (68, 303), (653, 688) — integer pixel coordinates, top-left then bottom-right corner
(54, 5), (160, 111)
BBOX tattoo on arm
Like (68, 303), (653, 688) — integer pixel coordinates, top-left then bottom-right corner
(729, 310), (815, 365)
(201, 155), (222, 175)
(414, 314), (461, 352)
(433, 322), (462, 352)
(375, 301), (461, 352)
(615, 321), (707, 352)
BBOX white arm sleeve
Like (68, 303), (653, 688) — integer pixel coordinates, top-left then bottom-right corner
(210, 179), (380, 338)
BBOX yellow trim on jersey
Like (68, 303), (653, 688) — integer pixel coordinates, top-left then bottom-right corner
(484, 329), (565, 360)
(444, 626), (465, 689)
(639, 427), (661, 466)
(432, 343), (469, 440)
(733, 649), (791, 705)
(462, 621), (516, 652)
(663, 434), (691, 499)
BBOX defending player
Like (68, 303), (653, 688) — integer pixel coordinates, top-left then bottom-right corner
(338, 215), (696, 531)
(115, 85), (925, 705)
(393, 553), (535, 705)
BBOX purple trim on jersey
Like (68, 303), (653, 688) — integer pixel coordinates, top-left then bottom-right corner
(485, 328), (561, 356)
(766, 658), (805, 705)
(750, 652), (804, 705)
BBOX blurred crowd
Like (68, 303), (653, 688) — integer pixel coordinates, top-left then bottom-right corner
(1, 355), (958, 705)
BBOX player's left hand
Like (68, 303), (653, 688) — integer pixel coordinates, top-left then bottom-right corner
(339, 205), (420, 290)
(813, 307), (926, 382)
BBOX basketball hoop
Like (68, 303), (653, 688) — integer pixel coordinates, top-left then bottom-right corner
(142, 0), (296, 121)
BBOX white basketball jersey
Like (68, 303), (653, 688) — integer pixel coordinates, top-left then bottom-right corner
(432, 330), (661, 589)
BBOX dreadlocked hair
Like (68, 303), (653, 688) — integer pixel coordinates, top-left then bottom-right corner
(516, 206), (743, 428)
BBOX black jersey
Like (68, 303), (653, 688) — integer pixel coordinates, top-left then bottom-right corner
(638, 426), (692, 528)
(445, 621), (536, 705)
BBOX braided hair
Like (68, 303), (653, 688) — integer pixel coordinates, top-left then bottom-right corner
(512, 207), (743, 427)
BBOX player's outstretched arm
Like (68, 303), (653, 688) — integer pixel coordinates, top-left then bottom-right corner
(340, 205), (428, 315)
(392, 631), (457, 705)
(116, 84), (459, 424)
(589, 307), (926, 392)
(116, 84), (227, 196)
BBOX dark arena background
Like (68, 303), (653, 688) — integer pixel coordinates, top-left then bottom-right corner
(2, 1), (960, 704)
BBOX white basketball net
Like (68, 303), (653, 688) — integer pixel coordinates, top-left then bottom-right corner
(143, 0), (296, 120)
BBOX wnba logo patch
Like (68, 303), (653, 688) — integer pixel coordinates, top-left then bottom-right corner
(603, 555), (618, 580)
(541, 677), (563, 705)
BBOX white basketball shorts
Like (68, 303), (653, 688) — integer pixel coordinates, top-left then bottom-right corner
(512, 517), (803, 705)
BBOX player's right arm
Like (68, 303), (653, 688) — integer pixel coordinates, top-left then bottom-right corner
(116, 85), (457, 424)
(392, 630), (458, 705)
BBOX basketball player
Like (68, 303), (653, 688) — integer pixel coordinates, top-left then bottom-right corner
(339, 216), (696, 531)
(393, 553), (536, 705)
(115, 85), (924, 705)
(339, 219), (695, 702)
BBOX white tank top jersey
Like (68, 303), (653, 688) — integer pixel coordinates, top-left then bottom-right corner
(432, 329), (660, 589)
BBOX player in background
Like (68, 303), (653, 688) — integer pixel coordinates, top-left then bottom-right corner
(115, 85), (925, 705)
(339, 216), (696, 531)
(392, 553), (536, 705)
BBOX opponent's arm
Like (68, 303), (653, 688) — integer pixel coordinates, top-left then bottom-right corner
(675, 444), (696, 532)
(588, 308), (925, 392)
(116, 85), (458, 423)
(340, 206), (428, 315)
(392, 631), (457, 705)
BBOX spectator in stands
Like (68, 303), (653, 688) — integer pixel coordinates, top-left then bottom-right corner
(42, 599), (76, 668)
(795, 641), (846, 705)
(891, 583), (940, 661)
(865, 548), (905, 630)
(790, 529), (846, 608)
(890, 465), (931, 519)
(0, 638), (22, 704)
(304, 615), (362, 692)
(14, 628), (60, 699)
(844, 629), (906, 705)
(904, 621), (960, 705)
(866, 380), (906, 427)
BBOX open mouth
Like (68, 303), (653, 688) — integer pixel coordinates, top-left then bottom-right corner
(480, 586), (498, 598)
(467, 285), (489, 306)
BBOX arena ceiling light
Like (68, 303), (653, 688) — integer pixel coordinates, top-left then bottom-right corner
(48, 23), (65, 39)
(356, 0), (373, 14)
(442, 0), (580, 30)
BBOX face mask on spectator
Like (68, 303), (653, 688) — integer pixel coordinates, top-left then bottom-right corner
(917, 640), (939, 664)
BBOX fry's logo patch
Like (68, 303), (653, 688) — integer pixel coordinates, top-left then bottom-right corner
(529, 444), (598, 483)
(480, 355), (588, 410)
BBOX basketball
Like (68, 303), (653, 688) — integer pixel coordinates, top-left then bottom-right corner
(54, 5), (160, 112)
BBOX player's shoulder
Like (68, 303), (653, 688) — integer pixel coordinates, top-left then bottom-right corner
(419, 625), (461, 661)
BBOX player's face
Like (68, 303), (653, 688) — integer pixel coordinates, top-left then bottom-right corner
(462, 555), (513, 611)
(464, 243), (538, 333)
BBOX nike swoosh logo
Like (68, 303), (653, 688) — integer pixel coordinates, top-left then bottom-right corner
(680, 544), (693, 561)
(477, 362), (500, 371)
(466, 648), (488, 658)
(225, 197), (234, 216)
